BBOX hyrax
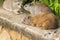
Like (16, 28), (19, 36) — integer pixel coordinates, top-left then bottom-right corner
(23, 2), (58, 29)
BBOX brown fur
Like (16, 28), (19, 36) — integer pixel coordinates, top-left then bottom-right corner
(23, 13), (58, 29)
(23, 2), (58, 29)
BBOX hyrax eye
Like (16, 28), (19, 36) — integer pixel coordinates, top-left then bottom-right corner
(27, 16), (31, 19)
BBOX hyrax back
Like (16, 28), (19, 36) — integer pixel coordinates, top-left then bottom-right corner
(23, 2), (58, 29)
(23, 13), (58, 29)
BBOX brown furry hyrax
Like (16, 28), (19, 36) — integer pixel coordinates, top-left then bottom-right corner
(23, 2), (58, 29)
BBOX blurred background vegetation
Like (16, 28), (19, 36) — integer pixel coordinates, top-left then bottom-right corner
(0, 0), (5, 7)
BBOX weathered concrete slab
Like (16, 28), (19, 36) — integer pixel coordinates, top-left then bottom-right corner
(0, 8), (60, 40)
